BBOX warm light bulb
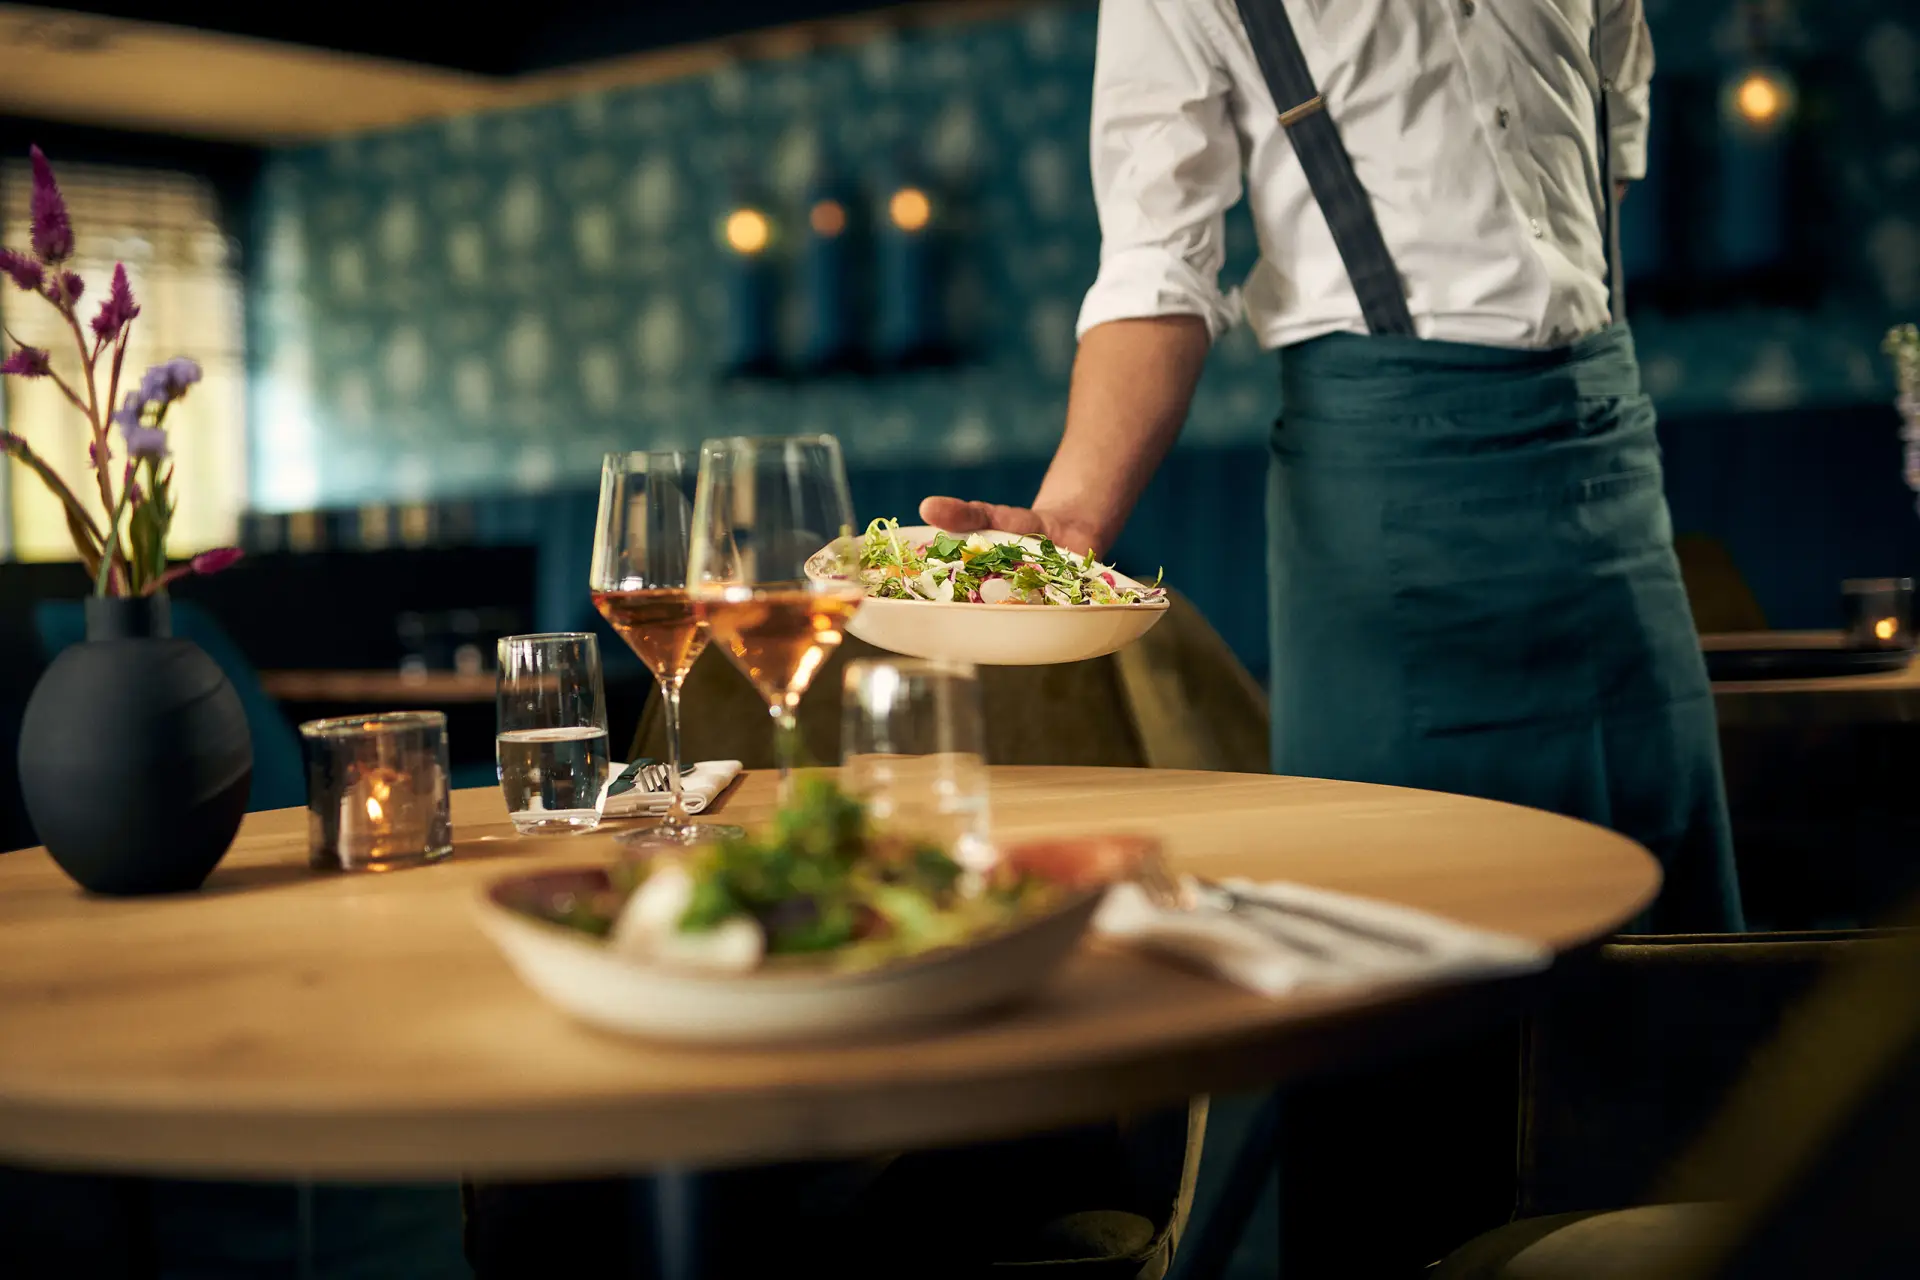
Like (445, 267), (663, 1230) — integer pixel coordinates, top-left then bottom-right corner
(809, 199), (847, 237)
(724, 208), (771, 255)
(888, 187), (932, 233)
(1729, 70), (1792, 129)
(1875, 617), (1898, 641)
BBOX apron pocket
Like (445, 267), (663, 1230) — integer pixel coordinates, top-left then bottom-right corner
(1384, 465), (1704, 737)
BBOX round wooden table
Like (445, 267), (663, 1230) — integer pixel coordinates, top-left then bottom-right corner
(1707, 630), (1920, 727)
(0, 768), (1657, 1180)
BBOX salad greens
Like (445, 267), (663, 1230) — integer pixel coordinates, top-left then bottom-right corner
(856, 518), (1166, 607)
(540, 777), (1063, 970)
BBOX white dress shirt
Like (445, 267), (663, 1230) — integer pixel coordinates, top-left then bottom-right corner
(1075, 0), (1654, 351)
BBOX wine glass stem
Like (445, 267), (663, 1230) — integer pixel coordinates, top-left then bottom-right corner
(771, 703), (800, 803)
(659, 679), (690, 829)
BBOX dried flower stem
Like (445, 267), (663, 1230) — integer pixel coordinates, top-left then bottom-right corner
(0, 432), (103, 547)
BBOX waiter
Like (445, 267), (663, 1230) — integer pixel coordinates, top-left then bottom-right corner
(924, 0), (1743, 932)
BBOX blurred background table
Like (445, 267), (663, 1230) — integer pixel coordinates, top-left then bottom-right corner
(1706, 630), (1920, 726)
(0, 767), (1656, 1180)
(1703, 631), (1920, 931)
(258, 669), (498, 704)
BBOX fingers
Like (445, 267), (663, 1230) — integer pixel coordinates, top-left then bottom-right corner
(917, 496), (1044, 535)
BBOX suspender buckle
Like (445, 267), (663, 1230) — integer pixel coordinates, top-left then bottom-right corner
(1277, 94), (1326, 128)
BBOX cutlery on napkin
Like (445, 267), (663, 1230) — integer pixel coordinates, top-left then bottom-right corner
(602, 760), (742, 818)
(1095, 875), (1551, 998)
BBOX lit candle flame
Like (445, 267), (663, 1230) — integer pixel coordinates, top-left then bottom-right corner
(1875, 617), (1898, 641)
(366, 794), (385, 822)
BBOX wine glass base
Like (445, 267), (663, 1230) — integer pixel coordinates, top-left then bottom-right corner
(614, 821), (745, 848)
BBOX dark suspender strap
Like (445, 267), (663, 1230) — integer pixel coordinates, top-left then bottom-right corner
(1592, 0), (1622, 320)
(1229, 0), (1415, 337)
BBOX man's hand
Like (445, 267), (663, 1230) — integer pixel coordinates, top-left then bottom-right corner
(916, 497), (1107, 559)
(915, 316), (1211, 561)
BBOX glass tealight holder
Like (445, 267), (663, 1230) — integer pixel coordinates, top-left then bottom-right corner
(301, 711), (453, 872)
(1843, 577), (1914, 651)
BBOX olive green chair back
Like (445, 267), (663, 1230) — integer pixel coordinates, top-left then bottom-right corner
(1433, 918), (1920, 1279)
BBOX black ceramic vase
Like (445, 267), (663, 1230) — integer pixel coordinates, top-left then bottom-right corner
(18, 595), (252, 895)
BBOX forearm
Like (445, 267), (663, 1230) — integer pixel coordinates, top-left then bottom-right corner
(1032, 315), (1212, 555)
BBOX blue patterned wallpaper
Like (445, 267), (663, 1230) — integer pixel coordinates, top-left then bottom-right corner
(246, 0), (1920, 511)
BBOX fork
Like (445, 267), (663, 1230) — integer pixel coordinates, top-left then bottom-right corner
(1136, 851), (1432, 958)
(639, 762), (694, 792)
(1135, 852), (1337, 960)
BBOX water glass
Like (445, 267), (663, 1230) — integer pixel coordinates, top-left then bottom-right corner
(496, 633), (611, 835)
(841, 657), (992, 870)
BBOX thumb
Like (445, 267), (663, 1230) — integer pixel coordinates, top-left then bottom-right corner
(917, 496), (1044, 536)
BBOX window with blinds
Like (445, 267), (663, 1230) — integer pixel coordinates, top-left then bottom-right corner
(0, 161), (245, 563)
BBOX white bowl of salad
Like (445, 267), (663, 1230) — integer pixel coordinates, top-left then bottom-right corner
(808, 520), (1170, 666)
(474, 777), (1149, 1044)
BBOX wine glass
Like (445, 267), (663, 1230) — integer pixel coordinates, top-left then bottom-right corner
(686, 434), (861, 799)
(589, 450), (744, 845)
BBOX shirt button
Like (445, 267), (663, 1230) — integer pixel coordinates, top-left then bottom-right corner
(1461, 0), (1476, 14)
(1529, 218), (1544, 238)
(1495, 106), (1510, 129)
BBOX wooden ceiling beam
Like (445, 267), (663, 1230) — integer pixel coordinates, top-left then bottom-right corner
(0, 0), (1046, 145)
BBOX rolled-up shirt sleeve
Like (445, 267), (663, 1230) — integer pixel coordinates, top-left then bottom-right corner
(1600, 0), (1654, 182)
(1075, 0), (1245, 342)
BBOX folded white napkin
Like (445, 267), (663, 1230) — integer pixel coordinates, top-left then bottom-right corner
(601, 760), (743, 819)
(1094, 876), (1550, 998)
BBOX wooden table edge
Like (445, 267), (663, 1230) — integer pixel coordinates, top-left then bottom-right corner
(0, 969), (1569, 1180)
(0, 769), (1661, 1179)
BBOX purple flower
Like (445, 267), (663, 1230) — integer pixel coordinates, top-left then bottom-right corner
(28, 147), (73, 265)
(0, 247), (42, 293)
(122, 423), (168, 459)
(136, 357), (202, 407)
(112, 391), (145, 431)
(0, 345), (51, 377)
(89, 264), (140, 342)
(44, 269), (83, 308)
(191, 547), (243, 576)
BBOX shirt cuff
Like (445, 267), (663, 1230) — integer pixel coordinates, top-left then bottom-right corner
(1611, 130), (1649, 183)
(1076, 247), (1240, 342)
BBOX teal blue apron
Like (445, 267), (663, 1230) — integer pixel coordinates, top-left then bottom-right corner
(1268, 327), (1742, 932)
(1234, 0), (1743, 932)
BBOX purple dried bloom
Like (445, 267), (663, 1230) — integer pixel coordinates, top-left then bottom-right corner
(46, 272), (84, 308)
(128, 478), (143, 505)
(89, 264), (140, 342)
(112, 391), (145, 431)
(122, 423), (168, 459)
(191, 547), (243, 576)
(136, 357), (202, 407)
(1, 345), (52, 377)
(28, 147), (73, 264)
(0, 247), (42, 293)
